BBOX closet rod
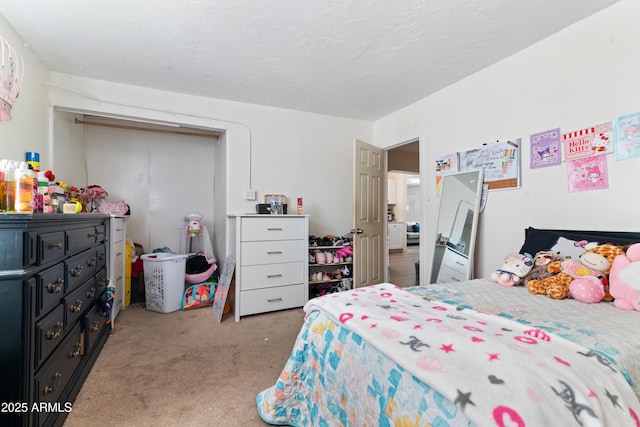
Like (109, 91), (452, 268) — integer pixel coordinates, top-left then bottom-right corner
(74, 118), (218, 139)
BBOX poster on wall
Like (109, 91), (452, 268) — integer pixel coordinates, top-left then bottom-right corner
(562, 122), (613, 161)
(530, 128), (561, 168)
(435, 152), (459, 175)
(613, 112), (640, 160)
(435, 152), (459, 195)
(566, 155), (609, 192)
(459, 139), (521, 190)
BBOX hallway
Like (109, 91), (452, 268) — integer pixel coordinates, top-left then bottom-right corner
(388, 245), (420, 287)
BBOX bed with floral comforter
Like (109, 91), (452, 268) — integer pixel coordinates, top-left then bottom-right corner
(257, 280), (640, 426)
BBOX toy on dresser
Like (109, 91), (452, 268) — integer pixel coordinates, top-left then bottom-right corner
(608, 242), (640, 311)
(490, 253), (533, 287)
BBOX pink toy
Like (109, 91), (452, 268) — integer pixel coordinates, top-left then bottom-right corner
(335, 246), (353, 262)
(608, 243), (640, 311)
(568, 243), (624, 304)
(490, 253), (533, 287)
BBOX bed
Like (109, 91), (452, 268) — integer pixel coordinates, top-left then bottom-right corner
(257, 229), (640, 426)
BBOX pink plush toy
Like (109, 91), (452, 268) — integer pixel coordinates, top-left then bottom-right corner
(608, 243), (640, 311)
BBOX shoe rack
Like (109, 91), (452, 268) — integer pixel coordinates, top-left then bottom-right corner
(308, 238), (353, 298)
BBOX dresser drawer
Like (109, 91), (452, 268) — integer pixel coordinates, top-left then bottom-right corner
(65, 278), (97, 326)
(35, 304), (65, 368)
(240, 262), (305, 291)
(111, 218), (126, 243)
(240, 240), (305, 265)
(441, 247), (469, 274)
(38, 231), (66, 265)
(96, 243), (107, 271)
(66, 226), (99, 254)
(33, 322), (83, 408)
(240, 283), (305, 316)
(36, 264), (65, 317)
(95, 268), (108, 295)
(84, 301), (108, 353)
(241, 217), (305, 241)
(436, 264), (467, 283)
(65, 248), (98, 292)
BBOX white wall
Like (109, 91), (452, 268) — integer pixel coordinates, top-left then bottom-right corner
(0, 15), (49, 164)
(373, 0), (640, 279)
(45, 73), (372, 244)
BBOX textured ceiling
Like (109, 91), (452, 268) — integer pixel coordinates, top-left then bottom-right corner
(0, 0), (620, 121)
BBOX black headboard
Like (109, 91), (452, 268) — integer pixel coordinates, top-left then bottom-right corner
(520, 227), (640, 256)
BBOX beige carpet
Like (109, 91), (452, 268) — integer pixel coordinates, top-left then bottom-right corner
(63, 303), (305, 427)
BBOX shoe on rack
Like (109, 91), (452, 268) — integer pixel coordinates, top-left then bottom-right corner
(315, 250), (326, 264)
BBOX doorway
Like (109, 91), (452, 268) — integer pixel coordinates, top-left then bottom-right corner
(386, 140), (421, 287)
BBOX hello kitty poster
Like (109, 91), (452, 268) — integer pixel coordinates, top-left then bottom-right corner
(530, 128), (561, 168)
(566, 155), (609, 192)
(562, 121), (614, 161)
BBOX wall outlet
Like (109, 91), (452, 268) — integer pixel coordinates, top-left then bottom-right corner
(244, 190), (257, 200)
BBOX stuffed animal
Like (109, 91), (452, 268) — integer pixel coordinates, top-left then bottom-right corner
(569, 243), (625, 303)
(608, 243), (640, 311)
(528, 243), (622, 300)
(523, 250), (562, 286)
(490, 253), (533, 287)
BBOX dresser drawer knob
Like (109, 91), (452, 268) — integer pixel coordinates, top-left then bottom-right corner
(69, 343), (82, 358)
(267, 297), (284, 303)
(70, 265), (83, 277)
(97, 278), (107, 288)
(46, 321), (63, 340)
(47, 279), (64, 293)
(43, 372), (62, 395)
(70, 300), (83, 313)
(267, 274), (283, 279)
(267, 227), (283, 231)
(48, 242), (63, 250)
(87, 257), (97, 267)
(99, 253), (106, 261)
(86, 287), (97, 298)
(90, 321), (100, 332)
(267, 251), (283, 255)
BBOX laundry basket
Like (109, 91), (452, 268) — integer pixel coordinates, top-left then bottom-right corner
(141, 253), (188, 313)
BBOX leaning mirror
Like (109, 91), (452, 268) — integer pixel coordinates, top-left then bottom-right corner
(430, 169), (484, 283)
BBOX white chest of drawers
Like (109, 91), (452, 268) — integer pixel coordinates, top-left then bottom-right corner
(230, 215), (309, 322)
(436, 246), (469, 283)
(108, 215), (127, 326)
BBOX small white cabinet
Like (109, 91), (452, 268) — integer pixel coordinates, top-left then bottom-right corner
(436, 246), (469, 283)
(108, 215), (127, 326)
(387, 178), (398, 204)
(388, 222), (404, 250)
(230, 215), (309, 322)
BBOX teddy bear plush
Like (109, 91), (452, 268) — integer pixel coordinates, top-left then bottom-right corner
(523, 250), (562, 286)
(490, 253), (533, 287)
(527, 243), (623, 300)
(608, 242), (640, 311)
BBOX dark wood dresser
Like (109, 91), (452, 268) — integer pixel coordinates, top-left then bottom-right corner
(0, 214), (111, 427)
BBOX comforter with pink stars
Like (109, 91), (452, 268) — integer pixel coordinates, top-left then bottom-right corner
(257, 283), (640, 426)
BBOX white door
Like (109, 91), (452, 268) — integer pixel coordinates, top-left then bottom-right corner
(353, 139), (385, 287)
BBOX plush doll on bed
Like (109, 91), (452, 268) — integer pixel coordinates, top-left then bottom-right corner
(608, 242), (640, 311)
(527, 243), (624, 301)
(569, 243), (626, 303)
(490, 253), (533, 287)
(523, 250), (562, 286)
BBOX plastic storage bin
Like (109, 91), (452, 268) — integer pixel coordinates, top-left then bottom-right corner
(141, 253), (188, 313)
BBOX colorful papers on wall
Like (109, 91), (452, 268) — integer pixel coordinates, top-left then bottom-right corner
(435, 153), (459, 175)
(613, 112), (640, 160)
(562, 121), (613, 161)
(566, 155), (609, 192)
(530, 128), (561, 168)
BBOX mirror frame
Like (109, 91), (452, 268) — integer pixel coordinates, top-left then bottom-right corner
(430, 169), (484, 283)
